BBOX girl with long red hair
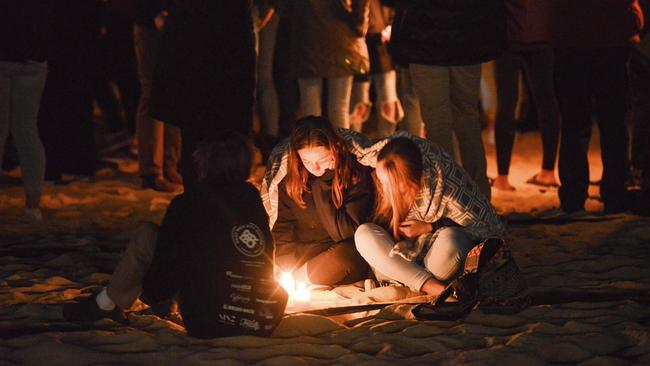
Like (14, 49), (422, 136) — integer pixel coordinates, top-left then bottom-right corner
(272, 116), (373, 286)
(355, 137), (502, 296)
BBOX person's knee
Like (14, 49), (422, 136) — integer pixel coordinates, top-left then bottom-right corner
(436, 227), (471, 257)
(354, 223), (382, 256)
(427, 227), (471, 281)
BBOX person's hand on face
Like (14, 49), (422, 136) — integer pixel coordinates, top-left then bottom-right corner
(297, 147), (334, 177)
(398, 220), (432, 239)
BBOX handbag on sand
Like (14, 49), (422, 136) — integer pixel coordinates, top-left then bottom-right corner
(412, 238), (530, 320)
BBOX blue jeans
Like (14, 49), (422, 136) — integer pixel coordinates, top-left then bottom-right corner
(355, 223), (473, 292)
(0, 60), (47, 198)
(298, 76), (353, 128)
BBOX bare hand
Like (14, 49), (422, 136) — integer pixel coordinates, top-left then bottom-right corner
(381, 25), (392, 43)
(398, 220), (432, 239)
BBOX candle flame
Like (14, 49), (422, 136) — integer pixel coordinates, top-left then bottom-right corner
(278, 272), (311, 303)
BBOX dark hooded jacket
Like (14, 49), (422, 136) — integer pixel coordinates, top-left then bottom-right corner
(390, 0), (507, 66)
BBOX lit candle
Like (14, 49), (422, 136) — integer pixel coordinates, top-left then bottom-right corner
(277, 272), (312, 305)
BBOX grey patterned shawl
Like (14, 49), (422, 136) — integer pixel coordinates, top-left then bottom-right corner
(260, 130), (505, 261)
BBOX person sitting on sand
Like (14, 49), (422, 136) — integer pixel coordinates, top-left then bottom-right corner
(64, 131), (288, 339)
(269, 116), (373, 286)
(355, 137), (505, 296)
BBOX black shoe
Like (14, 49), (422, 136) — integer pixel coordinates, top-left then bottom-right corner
(141, 175), (183, 194)
(62, 296), (127, 324)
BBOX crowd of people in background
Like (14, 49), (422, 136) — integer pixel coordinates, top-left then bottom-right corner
(1, 0), (647, 340)
(1, 0), (649, 221)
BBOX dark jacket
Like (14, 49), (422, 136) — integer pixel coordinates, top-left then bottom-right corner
(272, 165), (373, 271)
(0, 1), (55, 62)
(150, 0), (255, 134)
(390, 0), (507, 66)
(552, 0), (644, 48)
(286, 0), (370, 78)
(504, 0), (551, 47)
(142, 182), (287, 339)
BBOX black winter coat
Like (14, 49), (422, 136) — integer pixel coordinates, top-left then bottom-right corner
(272, 166), (373, 272)
(150, 0), (256, 134)
(390, 0), (507, 66)
(142, 182), (287, 339)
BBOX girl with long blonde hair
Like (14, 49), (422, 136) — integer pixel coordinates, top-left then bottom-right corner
(355, 138), (478, 296)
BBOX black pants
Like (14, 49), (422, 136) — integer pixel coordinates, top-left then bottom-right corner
(628, 48), (650, 188)
(278, 238), (369, 286)
(555, 47), (629, 212)
(39, 46), (97, 179)
(494, 47), (560, 175)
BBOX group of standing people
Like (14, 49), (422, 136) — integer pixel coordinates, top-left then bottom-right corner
(2, 0), (648, 222)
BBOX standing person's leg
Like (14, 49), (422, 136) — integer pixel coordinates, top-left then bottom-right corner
(449, 64), (491, 199)
(397, 66), (424, 137)
(349, 76), (371, 132)
(628, 48), (650, 190)
(162, 124), (182, 185)
(521, 48), (560, 185)
(257, 13), (280, 138)
(409, 64), (454, 156)
(592, 47), (629, 213)
(493, 50), (521, 191)
(327, 75), (354, 129)
(9, 61), (48, 213)
(0, 62), (14, 173)
(179, 128), (201, 191)
(297, 77), (323, 118)
(557, 48), (593, 212)
(134, 26), (169, 188)
(373, 70), (403, 136)
(66, 46), (98, 178)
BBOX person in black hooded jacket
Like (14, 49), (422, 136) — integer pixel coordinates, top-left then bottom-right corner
(64, 130), (288, 339)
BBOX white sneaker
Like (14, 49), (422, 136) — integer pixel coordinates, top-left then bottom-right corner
(22, 207), (43, 222)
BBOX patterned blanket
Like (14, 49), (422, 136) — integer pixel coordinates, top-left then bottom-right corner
(260, 130), (505, 261)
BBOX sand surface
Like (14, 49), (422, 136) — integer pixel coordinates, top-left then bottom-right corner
(1, 130), (649, 365)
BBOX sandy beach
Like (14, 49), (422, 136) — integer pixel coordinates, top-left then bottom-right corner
(1, 130), (649, 365)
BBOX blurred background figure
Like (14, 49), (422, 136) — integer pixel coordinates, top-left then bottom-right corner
(254, 0), (280, 148)
(150, 0), (256, 190)
(628, 0), (650, 215)
(39, 0), (104, 184)
(492, 0), (560, 191)
(133, 0), (182, 193)
(390, 0), (507, 199)
(553, 0), (644, 213)
(284, 0), (370, 129)
(94, 0), (139, 147)
(0, 0), (54, 222)
(348, 0), (403, 137)
(385, 1), (424, 138)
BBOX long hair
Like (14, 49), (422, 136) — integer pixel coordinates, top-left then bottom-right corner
(373, 138), (423, 240)
(285, 116), (362, 208)
(193, 130), (253, 184)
